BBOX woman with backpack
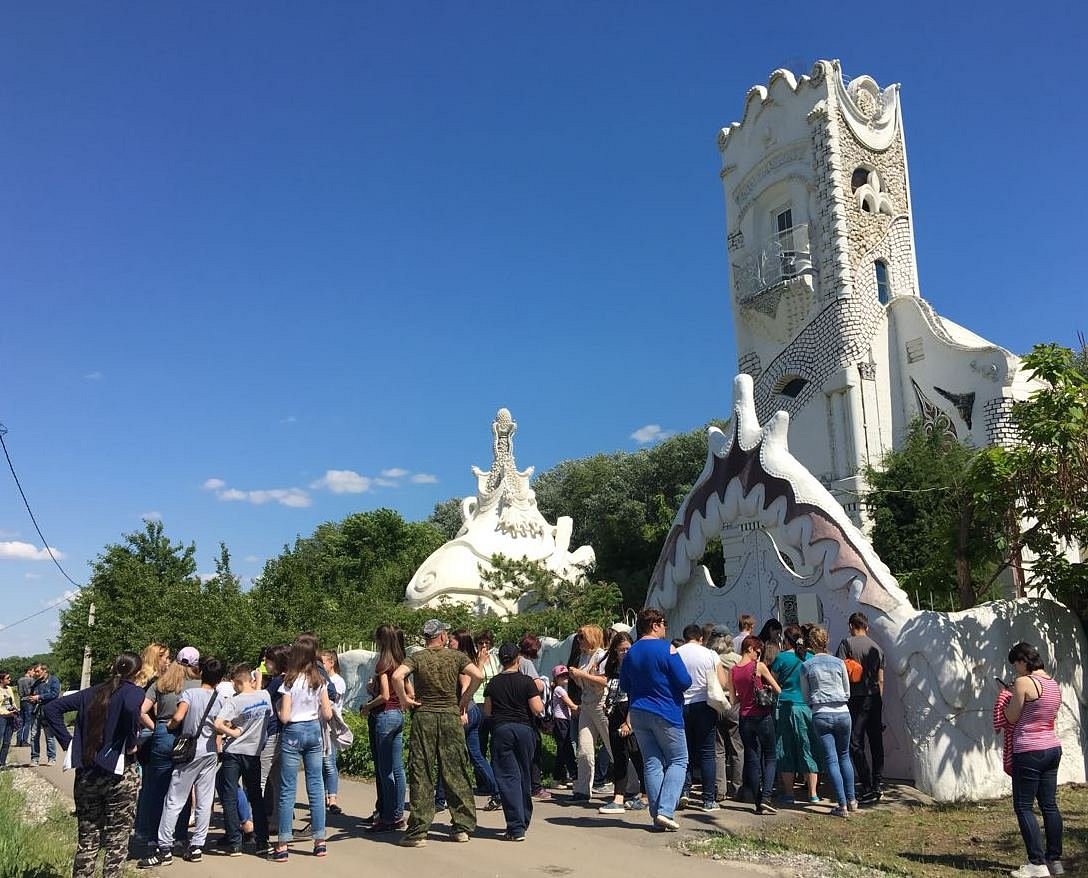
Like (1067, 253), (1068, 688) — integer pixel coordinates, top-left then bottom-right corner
(44, 652), (149, 878)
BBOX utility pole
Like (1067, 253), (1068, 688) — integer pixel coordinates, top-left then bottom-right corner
(80, 602), (95, 690)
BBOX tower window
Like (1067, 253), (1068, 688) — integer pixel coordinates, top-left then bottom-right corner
(773, 207), (796, 276)
(875, 260), (891, 303)
(775, 375), (809, 398)
(851, 167), (870, 192)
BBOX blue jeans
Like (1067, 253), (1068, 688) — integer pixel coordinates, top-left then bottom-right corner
(682, 701), (718, 805)
(630, 708), (687, 820)
(490, 723), (535, 836)
(464, 703), (497, 796)
(277, 720), (326, 842)
(218, 752), (268, 846)
(1012, 746), (1063, 865)
(374, 709), (406, 823)
(0, 715), (13, 766)
(18, 700), (33, 746)
(135, 722), (178, 839)
(322, 752), (339, 798)
(30, 711), (56, 762)
(739, 713), (776, 808)
(812, 710), (855, 807)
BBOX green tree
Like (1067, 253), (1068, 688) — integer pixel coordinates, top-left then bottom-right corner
(53, 520), (202, 684)
(865, 422), (1004, 611)
(533, 424), (725, 609)
(427, 497), (464, 541)
(970, 343), (1088, 616)
(248, 508), (447, 646)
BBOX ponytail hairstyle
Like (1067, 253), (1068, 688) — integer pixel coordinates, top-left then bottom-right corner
(82, 652), (141, 767)
(783, 624), (806, 661)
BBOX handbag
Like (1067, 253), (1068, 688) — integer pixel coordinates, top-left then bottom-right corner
(135, 734), (155, 766)
(327, 710), (355, 752)
(753, 677), (778, 709)
(170, 692), (218, 766)
(706, 662), (729, 716)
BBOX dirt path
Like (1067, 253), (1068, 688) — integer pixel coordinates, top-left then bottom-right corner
(20, 747), (804, 877)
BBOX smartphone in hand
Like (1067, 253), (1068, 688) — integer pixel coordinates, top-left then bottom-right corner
(994, 676), (1010, 689)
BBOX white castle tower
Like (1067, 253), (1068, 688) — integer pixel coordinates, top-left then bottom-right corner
(715, 59), (1035, 595)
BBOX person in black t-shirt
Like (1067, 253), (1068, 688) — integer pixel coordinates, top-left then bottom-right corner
(483, 643), (544, 841)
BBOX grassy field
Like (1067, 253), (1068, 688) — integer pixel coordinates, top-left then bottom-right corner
(684, 784), (1087, 877)
(0, 771), (75, 878)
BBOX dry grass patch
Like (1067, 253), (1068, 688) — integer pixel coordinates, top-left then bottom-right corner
(685, 784), (1087, 877)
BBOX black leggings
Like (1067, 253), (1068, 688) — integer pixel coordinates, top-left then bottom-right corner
(608, 705), (644, 798)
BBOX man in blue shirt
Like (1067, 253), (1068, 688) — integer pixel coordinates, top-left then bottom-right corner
(28, 664), (61, 766)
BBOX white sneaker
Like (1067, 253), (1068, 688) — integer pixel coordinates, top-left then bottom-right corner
(1010, 865), (1051, 878)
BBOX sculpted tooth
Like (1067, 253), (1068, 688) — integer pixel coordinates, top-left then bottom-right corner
(708, 426), (731, 459)
(782, 513), (813, 552)
(758, 494), (789, 530)
(723, 477), (745, 522)
(760, 411), (791, 466)
(739, 484), (765, 519)
(700, 493), (724, 539)
(733, 375), (761, 449)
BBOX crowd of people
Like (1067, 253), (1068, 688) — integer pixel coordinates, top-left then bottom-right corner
(0, 607), (1065, 878)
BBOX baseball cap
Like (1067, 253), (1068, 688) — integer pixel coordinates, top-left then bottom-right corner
(551, 664), (569, 678)
(422, 619), (449, 638)
(497, 642), (519, 664)
(177, 646), (200, 668)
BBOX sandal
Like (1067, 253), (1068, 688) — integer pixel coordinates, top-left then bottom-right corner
(327, 804), (342, 815)
(314, 842), (327, 857)
(271, 848), (288, 864)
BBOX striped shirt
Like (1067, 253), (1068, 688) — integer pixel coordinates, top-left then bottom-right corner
(1012, 675), (1062, 753)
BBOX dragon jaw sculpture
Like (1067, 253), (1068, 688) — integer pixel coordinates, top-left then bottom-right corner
(646, 374), (1087, 801)
(648, 373), (914, 629)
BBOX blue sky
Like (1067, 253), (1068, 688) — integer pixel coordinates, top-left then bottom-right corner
(2, 2), (1085, 655)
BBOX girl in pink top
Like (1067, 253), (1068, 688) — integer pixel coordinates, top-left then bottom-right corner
(1002, 642), (1063, 878)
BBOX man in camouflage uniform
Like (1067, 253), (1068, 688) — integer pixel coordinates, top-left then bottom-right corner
(393, 619), (483, 846)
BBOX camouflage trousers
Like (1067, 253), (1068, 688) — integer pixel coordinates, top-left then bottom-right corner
(405, 711), (477, 840)
(72, 764), (139, 878)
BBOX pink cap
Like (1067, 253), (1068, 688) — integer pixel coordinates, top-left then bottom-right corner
(176, 646), (201, 667)
(552, 664), (569, 678)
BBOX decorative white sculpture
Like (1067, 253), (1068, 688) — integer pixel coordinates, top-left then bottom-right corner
(405, 408), (596, 615)
(646, 374), (1087, 802)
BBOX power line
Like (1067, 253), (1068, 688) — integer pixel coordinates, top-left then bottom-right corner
(0, 423), (84, 633)
(0, 591), (77, 633)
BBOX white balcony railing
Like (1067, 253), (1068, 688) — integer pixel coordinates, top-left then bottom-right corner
(732, 223), (814, 303)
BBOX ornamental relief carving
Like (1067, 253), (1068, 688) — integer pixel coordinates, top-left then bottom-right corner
(732, 143), (809, 211)
(835, 110), (908, 268)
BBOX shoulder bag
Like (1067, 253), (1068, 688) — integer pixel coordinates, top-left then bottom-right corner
(170, 692), (218, 766)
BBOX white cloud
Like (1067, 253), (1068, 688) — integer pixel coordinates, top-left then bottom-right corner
(217, 488), (311, 508)
(630, 424), (675, 445)
(310, 470), (372, 494)
(0, 540), (65, 561)
(206, 477), (311, 508)
(281, 416), (297, 424)
(141, 511), (162, 522)
(381, 468), (409, 479)
(24, 572), (42, 580)
(84, 371), (103, 381)
(0, 528), (18, 539)
(198, 573), (217, 583)
(410, 473), (439, 484)
(374, 478), (399, 488)
(243, 555), (260, 563)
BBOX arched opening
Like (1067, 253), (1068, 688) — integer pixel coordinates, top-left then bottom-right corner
(775, 375), (809, 398)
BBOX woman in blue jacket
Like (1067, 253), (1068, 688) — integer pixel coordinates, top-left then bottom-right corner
(44, 652), (151, 878)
